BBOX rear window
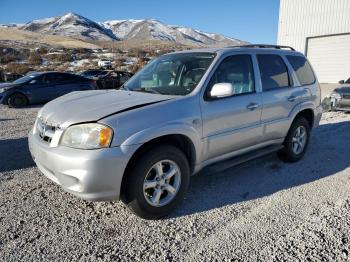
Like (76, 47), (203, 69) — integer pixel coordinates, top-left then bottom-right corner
(287, 55), (315, 86)
(257, 54), (290, 91)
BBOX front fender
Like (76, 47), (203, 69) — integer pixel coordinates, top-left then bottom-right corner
(120, 122), (202, 163)
(0, 90), (21, 105)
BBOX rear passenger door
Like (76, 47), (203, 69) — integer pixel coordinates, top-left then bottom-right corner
(28, 74), (58, 103)
(53, 74), (77, 97)
(257, 54), (305, 141)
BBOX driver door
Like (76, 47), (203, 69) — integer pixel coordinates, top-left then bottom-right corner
(25, 74), (54, 104)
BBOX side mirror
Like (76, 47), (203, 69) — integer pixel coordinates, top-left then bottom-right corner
(29, 79), (37, 85)
(210, 83), (235, 99)
(339, 80), (345, 84)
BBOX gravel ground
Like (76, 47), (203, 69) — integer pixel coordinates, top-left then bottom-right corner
(1, 105), (350, 261)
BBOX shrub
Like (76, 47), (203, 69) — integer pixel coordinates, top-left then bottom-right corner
(56, 53), (72, 62)
(6, 63), (31, 74)
(36, 47), (48, 55)
(0, 53), (19, 64)
(28, 53), (42, 66)
(128, 58), (147, 74)
(115, 57), (126, 67)
(128, 48), (146, 58)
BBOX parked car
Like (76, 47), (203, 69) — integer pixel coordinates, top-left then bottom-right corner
(79, 69), (108, 78)
(338, 78), (350, 84)
(98, 59), (112, 69)
(0, 71), (97, 108)
(28, 45), (322, 219)
(329, 85), (350, 111)
(80, 70), (133, 89)
(95, 70), (133, 89)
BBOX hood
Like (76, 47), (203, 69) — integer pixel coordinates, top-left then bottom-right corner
(39, 90), (175, 127)
(0, 82), (18, 90)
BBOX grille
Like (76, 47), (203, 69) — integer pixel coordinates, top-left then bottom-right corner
(36, 118), (57, 143)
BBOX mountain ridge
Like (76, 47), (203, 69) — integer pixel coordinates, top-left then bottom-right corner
(1, 12), (248, 47)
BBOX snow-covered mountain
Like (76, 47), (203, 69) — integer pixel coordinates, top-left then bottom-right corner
(103, 19), (246, 46)
(17, 13), (117, 41)
(6, 13), (247, 46)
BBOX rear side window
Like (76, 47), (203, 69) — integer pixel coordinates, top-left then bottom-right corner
(62, 74), (85, 82)
(257, 54), (290, 91)
(287, 55), (315, 86)
(43, 73), (63, 84)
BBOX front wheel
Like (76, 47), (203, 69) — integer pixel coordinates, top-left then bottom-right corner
(278, 117), (310, 162)
(123, 145), (190, 219)
(7, 93), (28, 108)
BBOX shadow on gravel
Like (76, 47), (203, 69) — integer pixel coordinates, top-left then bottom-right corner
(172, 120), (350, 218)
(23, 104), (44, 109)
(0, 137), (34, 172)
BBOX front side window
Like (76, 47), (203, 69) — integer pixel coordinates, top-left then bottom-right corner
(124, 52), (216, 96)
(207, 54), (255, 97)
(287, 55), (315, 86)
(257, 54), (290, 91)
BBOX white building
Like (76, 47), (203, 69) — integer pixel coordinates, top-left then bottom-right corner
(277, 0), (350, 83)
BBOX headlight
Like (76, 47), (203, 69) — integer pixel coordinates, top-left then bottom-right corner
(330, 92), (341, 99)
(60, 123), (113, 149)
(0, 88), (6, 93)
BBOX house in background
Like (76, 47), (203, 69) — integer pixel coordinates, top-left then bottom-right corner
(277, 0), (350, 83)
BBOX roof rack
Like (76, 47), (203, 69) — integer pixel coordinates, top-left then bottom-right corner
(226, 44), (295, 51)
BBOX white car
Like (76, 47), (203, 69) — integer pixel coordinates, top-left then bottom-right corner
(98, 59), (112, 69)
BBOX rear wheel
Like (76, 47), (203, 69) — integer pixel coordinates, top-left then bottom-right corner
(123, 145), (190, 219)
(278, 117), (310, 162)
(7, 93), (28, 108)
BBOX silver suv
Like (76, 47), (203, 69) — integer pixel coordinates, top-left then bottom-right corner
(29, 45), (322, 219)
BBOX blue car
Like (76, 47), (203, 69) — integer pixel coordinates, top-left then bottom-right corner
(0, 72), (97, 108)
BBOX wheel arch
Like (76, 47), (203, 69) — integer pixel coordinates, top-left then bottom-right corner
(293, 108), (314, 129)
(120, 134), (197, 201)
(6, 91), (29, 105)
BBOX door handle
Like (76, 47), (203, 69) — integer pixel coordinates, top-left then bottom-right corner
(246, 103), (259, 110)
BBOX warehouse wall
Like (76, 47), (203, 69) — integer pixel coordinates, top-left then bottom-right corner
(277, 0), (350, 53)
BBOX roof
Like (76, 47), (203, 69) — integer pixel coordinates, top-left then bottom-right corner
(170, 44), (304, 56)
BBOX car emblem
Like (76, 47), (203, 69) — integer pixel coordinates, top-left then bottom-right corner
(40, 123), (46, 138)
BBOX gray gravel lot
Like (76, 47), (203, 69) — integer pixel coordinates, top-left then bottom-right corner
(1, 105), (350, 261)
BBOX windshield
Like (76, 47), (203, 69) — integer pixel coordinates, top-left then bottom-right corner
(13, 74), (37, 84)
(124, 52), (216, 95)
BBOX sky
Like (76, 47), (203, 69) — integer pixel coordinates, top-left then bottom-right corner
(0, 0), (280, 44)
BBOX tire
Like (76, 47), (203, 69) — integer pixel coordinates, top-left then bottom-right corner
(7, 93), (28, 108)
(123, 145), (190, 219)
(278, 117), (310, 163)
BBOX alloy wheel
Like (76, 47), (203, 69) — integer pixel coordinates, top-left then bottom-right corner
(143, 160), (181, 207)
